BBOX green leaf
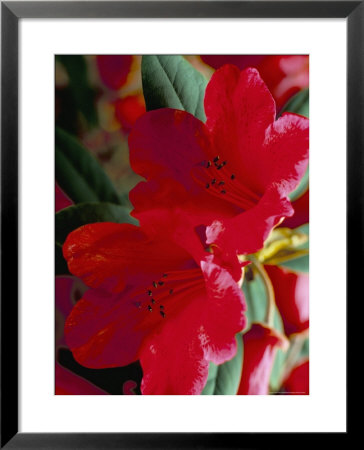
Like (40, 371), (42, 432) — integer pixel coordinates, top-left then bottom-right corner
(55, 127), (121, 205)
(142, 55), (207, 121)
(269, 308), (286, 391)
(202, 334), (244, 395)
(242, 268), (268, 328)
(55, 202), (138, 245)
(280, 88), (309, 118)
(56, 55), (98, 127)
(300, 337), (309, 359)
(280, 255), (309, 273)
(55, 242), (70, 276)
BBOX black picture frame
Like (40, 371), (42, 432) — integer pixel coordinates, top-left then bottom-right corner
(1, 1), (357, 448)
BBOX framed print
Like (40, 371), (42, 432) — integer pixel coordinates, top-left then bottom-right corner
(1, 1), (357, 447)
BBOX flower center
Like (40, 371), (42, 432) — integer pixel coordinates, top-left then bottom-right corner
(192, 156), (261, 210)
(133, 268), (204, 320)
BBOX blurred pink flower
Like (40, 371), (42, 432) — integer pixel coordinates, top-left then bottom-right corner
(201, 55), (309, 110)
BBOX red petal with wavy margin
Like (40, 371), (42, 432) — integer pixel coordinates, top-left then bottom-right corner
(238, 323), (288, 395)
(282, 359), (309, 395)
(265, 265), (309, 336)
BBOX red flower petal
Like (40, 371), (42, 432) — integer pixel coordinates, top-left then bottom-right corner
(129, 108), (210, 193)
(129, 108), (240, 265)
(129, 66), (308, 259)
(139, 298), (209, 395)
(65, 254), (208, 370)
(205, 66), (275, 195)
(65, 289), (152, 368)
(114, 94), (146, 131)
(206, 185), (294, 256)
(63, 222), (194, 293)
(55, 363), (106, 395)
(237, 323), (288, 395)
(201, 55), (309, 110)
(281, 359), (309, 395)
(63, 221), (247, 392)
(264, 265), (309, 336)
(258, 55), (309, 110)
(283, 188), (309, 229)
(201, 55), (266, 72)
(96, 55), (132, 90)
(130, 177), (240, 269)
(262, 113), (309, 195)
(200, 260), (247, 364)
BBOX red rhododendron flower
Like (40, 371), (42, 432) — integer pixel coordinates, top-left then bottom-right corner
(96, 55), (133, 90)
(55, 363), (106, 395)
(129, 65), (309, 259)
(63, 223), (247, 394)
(200, 55), (309, 110)
(281, 359), (309, 395)
(237, 323), (288, 395)
(114, 95), (146, 131)
(265, 265), (309, 337)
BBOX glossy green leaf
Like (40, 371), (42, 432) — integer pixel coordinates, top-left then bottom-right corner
(300, 337), (309, 359)
(55, 202), (138, 245)
(55, 127), (121, 205)
(280, 255), (309, 273)
(142, 55), (207, 121)
(202, 334), (243, 395)
(242, 268), (268, 328)
(55, 242), (70, 276)
(56, 55), (98, 127)
(280, 88), (309, 118)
